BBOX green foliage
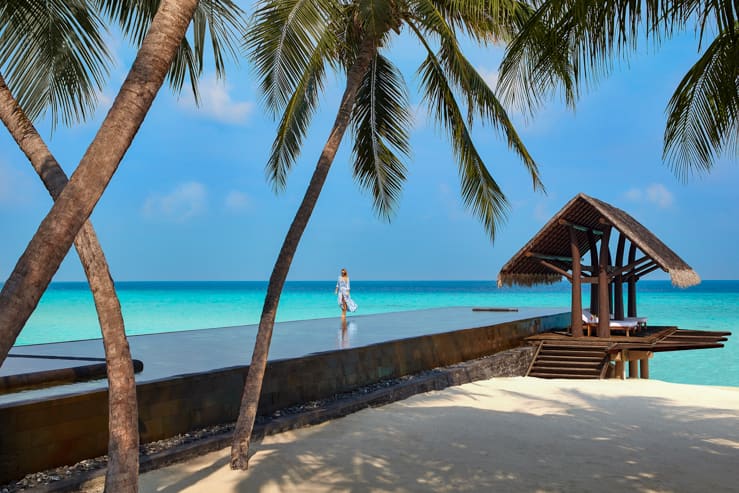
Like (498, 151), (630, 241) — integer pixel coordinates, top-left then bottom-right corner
(351, 54), (412, 218)
(498, 0), (738, 176)
(249, 0), (544, 240)
(664, 25), (739, 178)
(0, 0), (245, 127)
(0, 0), (110, 129)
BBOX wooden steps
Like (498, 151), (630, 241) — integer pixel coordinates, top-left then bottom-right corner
(526, 342), (611, 379)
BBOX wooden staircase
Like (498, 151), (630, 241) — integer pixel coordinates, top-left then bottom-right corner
(526, 341), (612, 379)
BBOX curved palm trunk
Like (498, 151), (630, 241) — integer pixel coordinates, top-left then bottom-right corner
(230, 38), (377, 470)
(0, 74), (139, 492)
(0, 0), (199, 368)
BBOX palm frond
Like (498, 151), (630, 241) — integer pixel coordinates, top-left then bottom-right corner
(497, 4), (579, 116)
(419, 0), (530, 43)
(664, 25), (739, 179)
(0, 0), (111, 127)
(168, 38), (201, 105)
(497, 0), (691, 116)
(351, 53), (412, 219)
(267, 30), (336, 190)
(246, 0), (339, 115)
(95, 0), (157, 46)
(414, 27), (509, 240)
(408, 9), (543, 191)
(97, 0), (244, 98)
(197, 0), (243, 77)
(439, 38), (544, 191)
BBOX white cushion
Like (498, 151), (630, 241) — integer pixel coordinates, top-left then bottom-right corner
(609, 319), (638, 328)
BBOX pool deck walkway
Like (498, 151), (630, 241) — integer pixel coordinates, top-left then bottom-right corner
(0, 306), (566, 405)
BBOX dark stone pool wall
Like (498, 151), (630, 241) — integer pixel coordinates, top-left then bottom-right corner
(0, 312), (568, 483)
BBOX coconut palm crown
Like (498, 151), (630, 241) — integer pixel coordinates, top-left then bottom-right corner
(247, 0), (544, 238)
(230, 0), (547, 470)
(0, 0), (244, 129)
(0, 2), (243, 490)
(497, 0), (738, 179)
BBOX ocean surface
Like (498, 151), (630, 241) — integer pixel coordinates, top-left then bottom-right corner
(11, 280), (739, 387)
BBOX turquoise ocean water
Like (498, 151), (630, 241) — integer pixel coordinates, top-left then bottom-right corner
(12, 280), (738, 387)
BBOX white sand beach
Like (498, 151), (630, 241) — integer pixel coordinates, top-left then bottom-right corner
(139, 377), (739, 492)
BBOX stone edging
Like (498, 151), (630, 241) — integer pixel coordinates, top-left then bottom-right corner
(23, 346), (535, 493)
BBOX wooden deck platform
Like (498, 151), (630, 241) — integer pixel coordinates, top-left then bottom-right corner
(525, 326), (731, 379)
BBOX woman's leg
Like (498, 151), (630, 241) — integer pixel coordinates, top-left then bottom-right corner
(340, 296), (347, 318)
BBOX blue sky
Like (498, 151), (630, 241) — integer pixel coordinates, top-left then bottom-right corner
(0, 22), (736, 282)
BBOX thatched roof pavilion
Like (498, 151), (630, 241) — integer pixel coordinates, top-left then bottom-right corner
(498, 193), (700, 337)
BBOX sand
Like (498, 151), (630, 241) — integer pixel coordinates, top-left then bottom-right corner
(138, 377), (739, 492)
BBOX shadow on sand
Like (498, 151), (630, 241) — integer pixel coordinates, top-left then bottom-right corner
(141, 383), (739, 492)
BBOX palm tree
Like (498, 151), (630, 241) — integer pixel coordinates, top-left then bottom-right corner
(0, 2), (242, 490)
(0, 78), (139, 489)
(497, 0), (738, 179)
(231, 0), (544, 468)
(0, 0), (211, 490)
(0, 1), (243, 489)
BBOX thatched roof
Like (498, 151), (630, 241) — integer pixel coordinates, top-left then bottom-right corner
(497, 193), (700, 288)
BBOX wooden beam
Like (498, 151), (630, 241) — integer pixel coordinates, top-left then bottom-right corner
(612, 256), (651, 276)
(527, 252), (573, 263)
(580, 264), (596, 274)
(627, 261), (659, 279)
(580, 277), (600, 284)
(635, 264), (661, 280)
(536, 259), (573, 280)
(558, 219), (604, 235)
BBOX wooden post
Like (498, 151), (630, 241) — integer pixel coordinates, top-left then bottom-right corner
(640, 358), (649, 379)
(569, 227), (583, 337)
(607, 249), (614, 317)
(629, 360), (639, 378)
(614, 234), (626, 320)
(588, 231), (599, 316)
(627, 243), (637, 317)
(615, 360), (625, 379)
(597, 226), (612, 338)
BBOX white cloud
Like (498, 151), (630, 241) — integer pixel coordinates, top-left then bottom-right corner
(224, 190), (251, 213)
(624, 183), (674, 209)
(142, 182), (207, 222)
(179, 75), (254, 124)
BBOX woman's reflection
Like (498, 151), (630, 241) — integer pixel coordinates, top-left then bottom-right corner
(339, 318), (358, 348)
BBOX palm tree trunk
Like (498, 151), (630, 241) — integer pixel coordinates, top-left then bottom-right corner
(0, 73), (139, 492)
(0, 0), (199, 366)
(230, 38), (377, 470)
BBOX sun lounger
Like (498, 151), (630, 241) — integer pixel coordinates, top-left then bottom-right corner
(581, 310), (642, 336)
(607, 318), (639, 337)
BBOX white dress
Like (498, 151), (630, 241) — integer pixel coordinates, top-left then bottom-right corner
(336, 277), (358, 312)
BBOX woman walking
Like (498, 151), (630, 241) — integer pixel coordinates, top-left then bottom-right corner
(335, 268), (358, 319)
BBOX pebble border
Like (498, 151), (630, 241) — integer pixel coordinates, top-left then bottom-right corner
(9, 346), (534, 493)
